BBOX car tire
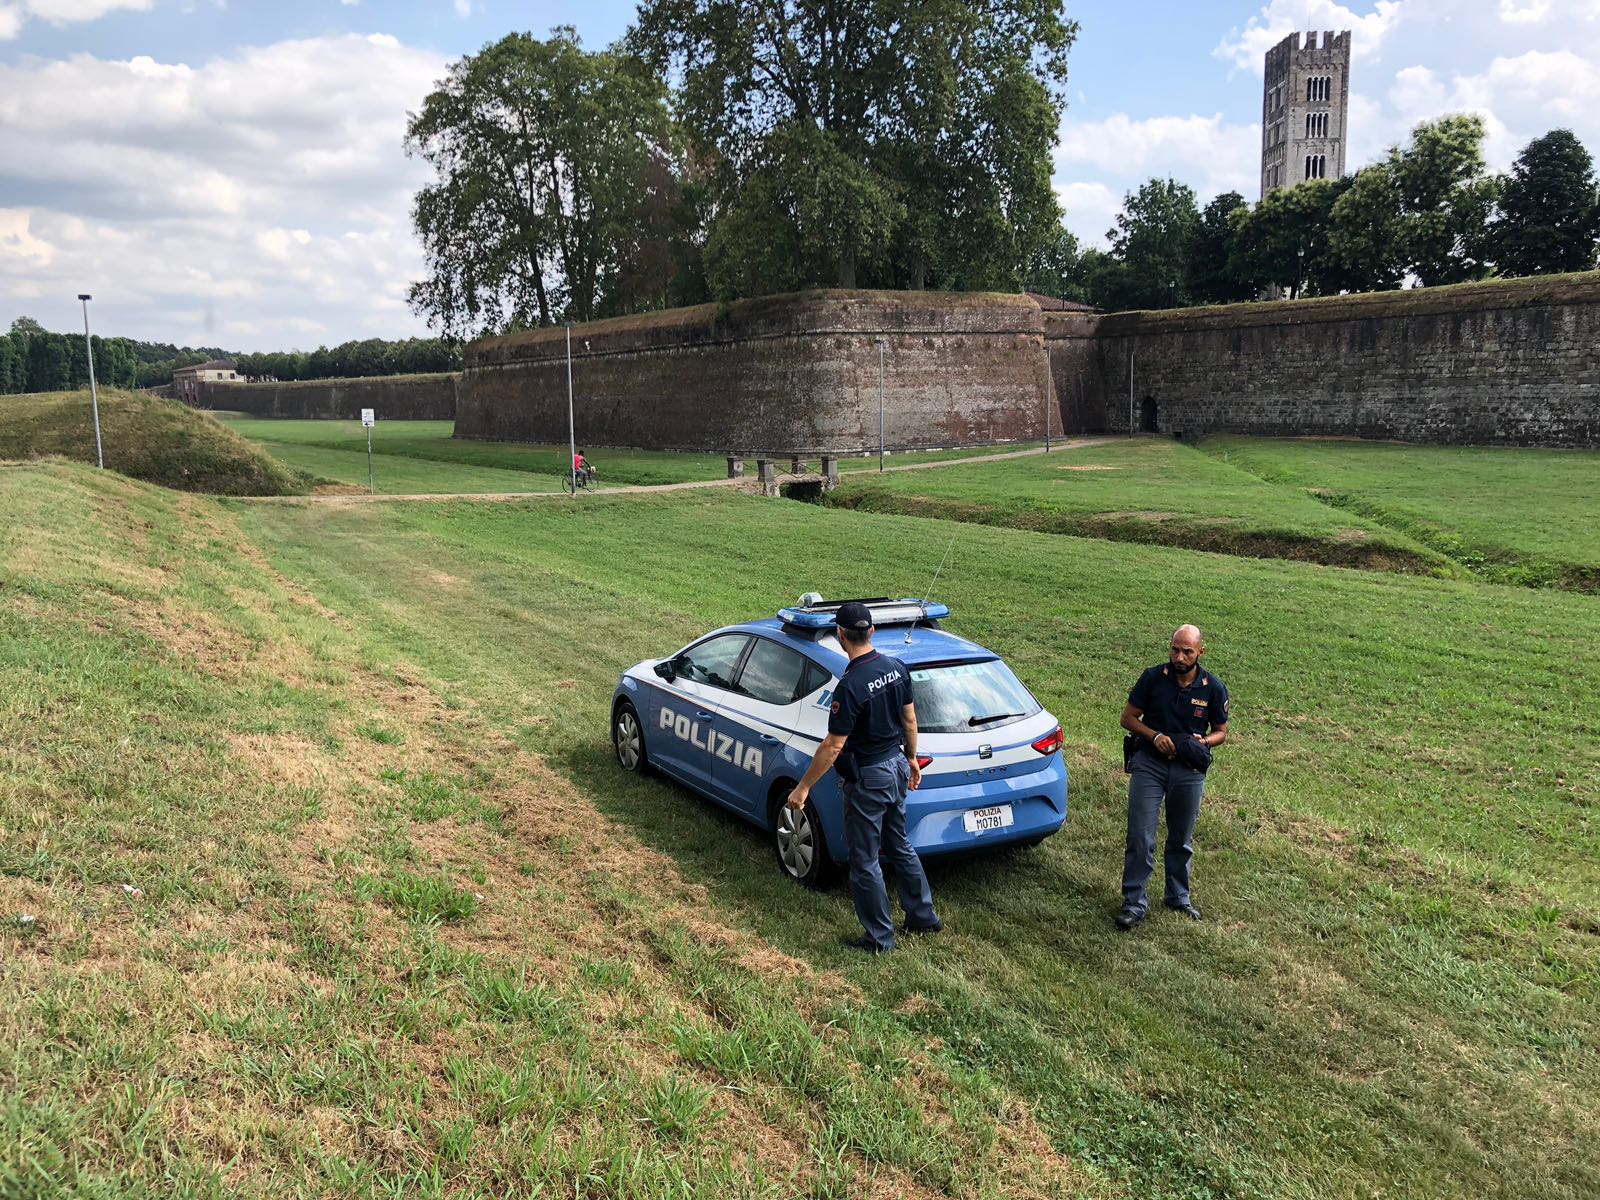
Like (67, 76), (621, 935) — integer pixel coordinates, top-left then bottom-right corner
(613, 701), (649, 775)
(770, 789), (838, 889)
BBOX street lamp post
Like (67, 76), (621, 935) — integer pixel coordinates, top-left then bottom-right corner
(877, 338), (887, 472)
(565, 322), (576, 496)
(77, 294), (103, 469)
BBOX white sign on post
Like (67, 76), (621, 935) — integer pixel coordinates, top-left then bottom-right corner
(361, 408), (375, 428)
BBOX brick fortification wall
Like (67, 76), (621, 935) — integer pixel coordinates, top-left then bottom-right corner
(195, 374), (458, 420)
(457, 291), (1054, 453)
(1089, 275), (1600, 447)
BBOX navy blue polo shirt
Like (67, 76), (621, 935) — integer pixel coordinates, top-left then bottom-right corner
(1129, 663), (1230, 744)
(828, 649), (913, 773)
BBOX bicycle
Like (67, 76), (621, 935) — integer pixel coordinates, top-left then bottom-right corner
(562, 466), (596, 494)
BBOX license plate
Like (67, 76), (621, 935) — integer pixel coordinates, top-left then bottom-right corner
(962, 804), (1014, 835)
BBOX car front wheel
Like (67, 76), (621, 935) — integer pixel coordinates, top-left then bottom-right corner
(613, 701), (648, 774)
(770, 792), (837, 889)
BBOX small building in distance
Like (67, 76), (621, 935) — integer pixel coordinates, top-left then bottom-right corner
(172, 359), (241, 405)
(1261, 29), (1351, 196)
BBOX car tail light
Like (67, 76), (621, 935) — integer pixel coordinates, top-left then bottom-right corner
(915, 756), (933, 769)
(1031, 727), (1064, 756)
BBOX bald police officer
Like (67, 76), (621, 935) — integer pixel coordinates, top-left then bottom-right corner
(787, 601), (941, 953)
(1116, 624), (1230, 930)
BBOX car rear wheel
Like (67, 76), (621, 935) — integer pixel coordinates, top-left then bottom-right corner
(770, 791), (837, 889)
(613, 702), (648, 774)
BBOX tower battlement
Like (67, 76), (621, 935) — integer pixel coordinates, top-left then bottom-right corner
(1261, 30), (1352, 197)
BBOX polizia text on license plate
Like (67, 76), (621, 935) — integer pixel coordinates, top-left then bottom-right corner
(963, 804), (1015, 834)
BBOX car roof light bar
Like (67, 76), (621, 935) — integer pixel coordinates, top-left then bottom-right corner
(776, 596), (951, 629)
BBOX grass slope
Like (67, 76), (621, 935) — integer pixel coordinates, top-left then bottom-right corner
(1, 463), (1086, 1199)
(1, 390), (300, 496)
(233, 488), (1600, 1200)
(826, 439), (1452, 574)
(1203, 436), (1600, 590)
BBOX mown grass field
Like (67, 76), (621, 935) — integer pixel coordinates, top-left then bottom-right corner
(4, 450), (1598, 1198)
(825, 438), (1455, 575)
(216, 416), (1044, 492)
(1203, 437), (1600, 588)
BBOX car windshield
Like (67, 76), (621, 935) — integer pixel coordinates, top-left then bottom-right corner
(909, 660), (1042, 734)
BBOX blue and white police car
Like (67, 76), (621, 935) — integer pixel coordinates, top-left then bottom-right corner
(610, 596), (1068, 886)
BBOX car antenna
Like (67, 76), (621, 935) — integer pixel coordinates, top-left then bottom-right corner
(904, 534), (956, 644)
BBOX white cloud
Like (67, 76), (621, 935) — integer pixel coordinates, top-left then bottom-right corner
(1498, 0), (1553, 22)
(1215, 1), (1405, 73)
(0, 35), (447, 350)
(0, 0), (150, 38)
(453, 0), (470, 14)
(1055, 112), (1259, 245)
(0, 210), (57, 265)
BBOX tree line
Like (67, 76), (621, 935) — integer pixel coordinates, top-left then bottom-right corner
(405, 7), (1600, 333)
(1038, 119), (1600, 311)
(0, 320), (462, 397)
(405, 3), (1078, 338)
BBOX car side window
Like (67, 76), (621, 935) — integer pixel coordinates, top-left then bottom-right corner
(798, 661), (833, 701)
(674, 635), (750, 692)
(737, 639), (811, 706)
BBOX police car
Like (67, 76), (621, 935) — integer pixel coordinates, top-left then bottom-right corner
(610, 595), (1068, 886)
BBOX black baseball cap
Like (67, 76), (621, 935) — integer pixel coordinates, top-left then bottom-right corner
(835, 601), (874, 630)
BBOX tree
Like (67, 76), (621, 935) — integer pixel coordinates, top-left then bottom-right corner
(405, 29), (681, 338)
(1387, 114), (1501, 286)
(1022, 224), (1087, 302)
(1492, 129), (1600, 276)
(1230, 178), (1344, 298)
(1327, 165), (1406, 292)
(633, 0), (1075, 297)
(1092, 178), (1199, 310)
(1188, 191), (1251, 304)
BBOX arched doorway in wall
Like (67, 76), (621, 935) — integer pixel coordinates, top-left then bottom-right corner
(1140, 396), (1159, 433)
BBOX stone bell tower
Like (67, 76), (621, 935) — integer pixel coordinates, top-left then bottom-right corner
(1261, 30), (1351, 197)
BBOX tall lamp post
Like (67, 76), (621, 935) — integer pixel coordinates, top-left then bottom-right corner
(564, 321), (576, 496)
(77, 293), (104, 469)
(876, 337), (887, 472)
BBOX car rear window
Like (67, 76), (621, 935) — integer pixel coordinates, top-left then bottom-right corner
(909, 660), (1042, 734)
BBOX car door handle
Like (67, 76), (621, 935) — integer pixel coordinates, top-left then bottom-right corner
(759, 734), (781, 744)
(696, 711), (714, 720)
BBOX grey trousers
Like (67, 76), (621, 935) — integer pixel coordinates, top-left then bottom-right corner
(1122, 751), (1207, 917)
(843, 755), (938, 950)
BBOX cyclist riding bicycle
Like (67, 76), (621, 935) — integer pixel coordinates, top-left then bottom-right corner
(571, 450), (596, 489)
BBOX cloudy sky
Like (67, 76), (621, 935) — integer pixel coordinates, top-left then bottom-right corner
(2, 0), (1597, 351)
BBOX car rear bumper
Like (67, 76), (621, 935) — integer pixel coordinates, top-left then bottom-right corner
(905, 758), (1068, 856)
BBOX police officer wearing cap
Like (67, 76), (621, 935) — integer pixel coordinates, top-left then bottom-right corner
(787, 601), (941, 953)
(1116, 624), (1230, 931)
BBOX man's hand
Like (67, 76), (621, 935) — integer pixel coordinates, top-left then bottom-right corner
(907, 759), (922, 790)
(1152, 733), (1175, 758)
(786, 785), (809, 812)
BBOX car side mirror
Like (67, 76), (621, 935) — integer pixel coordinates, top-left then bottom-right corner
(653, 660), (676, 681)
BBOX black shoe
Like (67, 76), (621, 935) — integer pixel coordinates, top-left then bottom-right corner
(1165, 901), (1203, 921)
(841, 935), (891, 954)
(1114, 908), (1145, 931)
(900, 919), (943, 937)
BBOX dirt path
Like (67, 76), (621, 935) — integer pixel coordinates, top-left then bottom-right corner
(241, 437), (1125, 505)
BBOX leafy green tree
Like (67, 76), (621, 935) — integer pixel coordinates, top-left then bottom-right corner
(1388, 115), (1501, 285)
(1230, 178), (1344, 298)
(1327, 165), (1406, 292)
(633, 0), (1075, 297)
(1188, 191), (1251, 304)
(1091, 178), (1199, 310)
(406, 29), (681, 338)
(1022, 224), (1087, 302)
(1492, 129), (1600, 276)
